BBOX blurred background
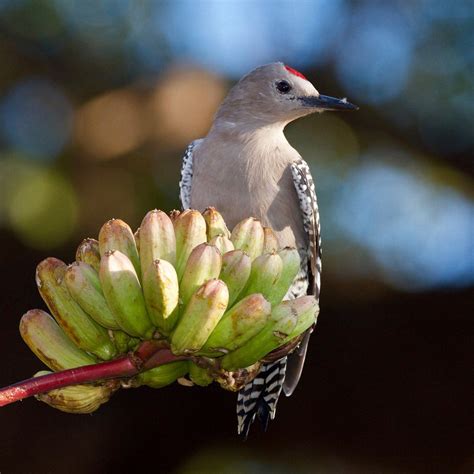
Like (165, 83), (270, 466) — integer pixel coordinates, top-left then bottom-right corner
(0, 0), (472, 472)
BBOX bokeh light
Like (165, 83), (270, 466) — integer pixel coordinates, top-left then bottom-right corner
(334, 155), (474, 290)
(149, 67), (226, 147)
(4, 162), (79, 249)
(335, 4), (415, 105)
(157, 0), (348, 76)
(74, 88), (146, 160)
(0, 78), (73, 160)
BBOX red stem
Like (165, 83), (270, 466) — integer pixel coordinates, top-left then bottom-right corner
(0, 344), (185, 408)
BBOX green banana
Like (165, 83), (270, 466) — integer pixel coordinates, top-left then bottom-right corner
(36, 258), (116, 360)
(208, 234), (234, 254)
(139, 210), (176, 278)
(99, 219), (141, 276)
(20, 309), (97, 371)
(219, 250), (251, 306)
(179, 243), (222, 307)
(99, 250), (154, 338)
(142, 259), (179, 333)
(230, 217), (264, 260)
(239, 252), (283, 302)
(221, 297), (318, 370)
(64, 261), (120, 330)
(134, 361), (189, 388)
(262, 226), (280, 253)
(171, 279), (229, 355)
(189, 362), (213, 386)
(34, 371), (117, 414)
(202, 207), (230, 239)
(281, 295), (319, 343)
(220, 299), (301, 371)
(202, 294), (271, 353)
(76, 238), (101, 272)
(269, 247), (301, 306)
(173, 209), (207, 280)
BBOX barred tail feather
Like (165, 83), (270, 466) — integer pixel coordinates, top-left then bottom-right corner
(236, 358), (287, 438)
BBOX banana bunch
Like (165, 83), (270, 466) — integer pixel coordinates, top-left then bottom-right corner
(20, 208), (319, 413)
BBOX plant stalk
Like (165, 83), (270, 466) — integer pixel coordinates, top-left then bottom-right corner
(0, 342), (186, 407)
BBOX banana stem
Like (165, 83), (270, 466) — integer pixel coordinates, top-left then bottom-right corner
(0, 342), (186, 407)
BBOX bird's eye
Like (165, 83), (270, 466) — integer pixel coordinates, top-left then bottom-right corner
(276, 80), (292, 94)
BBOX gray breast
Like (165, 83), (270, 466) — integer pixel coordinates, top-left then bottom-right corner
(190, 138), (307, 252)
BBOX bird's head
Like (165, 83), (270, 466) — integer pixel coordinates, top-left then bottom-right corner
(214, 62), (358, 130)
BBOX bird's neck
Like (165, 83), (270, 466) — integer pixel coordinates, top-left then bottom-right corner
(208, 119), (289, 149)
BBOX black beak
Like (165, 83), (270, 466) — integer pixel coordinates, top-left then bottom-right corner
(300, 94), (358, 111)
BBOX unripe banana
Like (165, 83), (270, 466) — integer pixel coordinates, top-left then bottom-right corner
(134, 361), (189, 388)
(268, 247), (301, 306)
(208, 234), (234, 254)
(76, 238), (101, 272)
(262, 226), (280, 253)
(139, 210), (176, 279)
(202, 294), (271, 353)
(219, 250), (251, 307)
(180, 243), (222, 307)
(33, 371), (117, 414)
(189, 362), (213, 386)
(230, 217), (264, 260)
(221, 297), (318, 370)
(220, 299), (300, 371)
(173, 209), (207, 280)
(202, 207), (230, 239)
(281, 295), (319, 343)
(239, 252), (283, 302)
(142, 259), (179, 334)
(20, 309), (96, 371)
(171, 279), (229, 355)
(99, 250), (153, 338)
(36, 258), (116, 360)
(65, 262), (120, 330)
(99, 219), (141, 276)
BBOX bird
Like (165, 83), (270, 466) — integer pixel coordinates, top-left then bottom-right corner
(179, 62), (357, 437)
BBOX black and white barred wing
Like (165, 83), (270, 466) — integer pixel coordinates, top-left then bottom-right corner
(283, 158), (322, 396)
(290, 157), (322, 299)
(179, 139), (202, 210)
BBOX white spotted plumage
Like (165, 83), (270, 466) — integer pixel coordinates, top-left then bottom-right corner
(179, 139), (201, 210)
(291, 157), (322, 300)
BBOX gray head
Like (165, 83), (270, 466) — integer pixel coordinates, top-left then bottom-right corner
(213, 62), (357, 129)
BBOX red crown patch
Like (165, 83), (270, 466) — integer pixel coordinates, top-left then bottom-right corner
(284, 65), (308, 81)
